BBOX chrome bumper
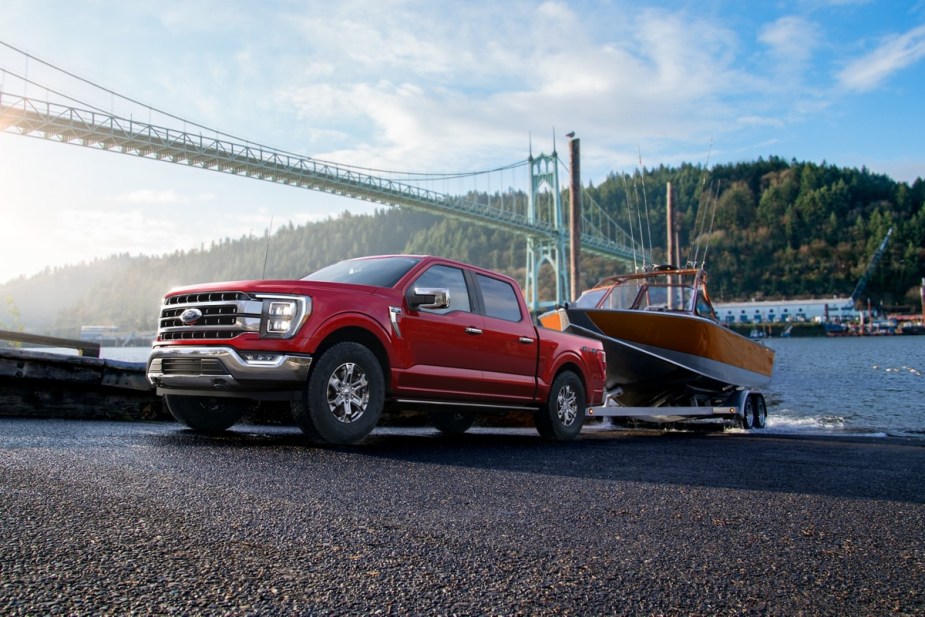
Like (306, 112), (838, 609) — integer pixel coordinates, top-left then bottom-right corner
(147, 345), (312, 397)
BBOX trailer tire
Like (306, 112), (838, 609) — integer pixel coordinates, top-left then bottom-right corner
(741, 394), (755, 429)
(293, 342), (384, 445)
(752, 393), (767, 429)
(535, 371), (585, 441)
(428, 411), (476, 435)
(166, 395), (250, 433)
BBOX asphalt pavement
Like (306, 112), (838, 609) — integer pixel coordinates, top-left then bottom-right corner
(1, 418), (923, 615)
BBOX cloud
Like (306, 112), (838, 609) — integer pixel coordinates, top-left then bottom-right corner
(838, 24), (925, 91)
(275, 3), (759, 180)
(109, 189), (215, 204)
(48, 209), (198, 258)
(759, 16), (820, 68)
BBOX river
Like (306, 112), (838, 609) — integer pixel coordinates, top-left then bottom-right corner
(761, 335), (925, 438)
(100, 337), (925, 439)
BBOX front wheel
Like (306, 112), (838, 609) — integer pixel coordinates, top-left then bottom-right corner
(165, 395), (251, 433)
(534, 371), (585, 441)
(292, 342), (384, 445)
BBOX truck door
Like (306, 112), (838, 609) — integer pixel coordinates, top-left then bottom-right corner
(471, 272), (538, 402)
(396, 263), (489, 400)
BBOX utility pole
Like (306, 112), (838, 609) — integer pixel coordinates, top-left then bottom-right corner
(666, 182), (674, 266)
(568, 134), (581, 301)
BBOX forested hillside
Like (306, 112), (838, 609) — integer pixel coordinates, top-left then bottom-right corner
(588, 157), (924, 304)
(1, 157), (922, 337)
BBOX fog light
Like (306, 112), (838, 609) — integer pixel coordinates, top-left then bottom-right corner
(242, 352), (281, 364)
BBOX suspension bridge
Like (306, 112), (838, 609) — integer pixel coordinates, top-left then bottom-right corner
(0, 41), (642, 309)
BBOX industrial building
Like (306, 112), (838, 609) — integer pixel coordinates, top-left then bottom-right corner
(713, 298), (858, 325)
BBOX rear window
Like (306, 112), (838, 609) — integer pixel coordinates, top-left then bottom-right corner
(476, 274), (523, 322)
(304, 256), (421, 287)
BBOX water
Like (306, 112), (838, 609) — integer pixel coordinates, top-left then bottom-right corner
(761, 336), (925, 439)
(56, 339), (925, 439)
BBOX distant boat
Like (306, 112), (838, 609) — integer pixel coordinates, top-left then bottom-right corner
(538, 267), (775, 407)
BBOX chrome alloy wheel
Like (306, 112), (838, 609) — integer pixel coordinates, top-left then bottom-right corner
(556, 383), (579, 426)
(326, 361), (370, 423)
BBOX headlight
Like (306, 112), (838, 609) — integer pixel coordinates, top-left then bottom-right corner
(258, 295), (311, 339)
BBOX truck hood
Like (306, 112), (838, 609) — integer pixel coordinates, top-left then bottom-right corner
(165, 279), (381, 297)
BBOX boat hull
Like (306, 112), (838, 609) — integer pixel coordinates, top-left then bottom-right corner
(541, 308), (775, 406)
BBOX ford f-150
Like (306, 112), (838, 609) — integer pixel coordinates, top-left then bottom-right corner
(147, 255), (606, 444)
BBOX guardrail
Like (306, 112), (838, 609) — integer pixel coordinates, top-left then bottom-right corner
(0, 329), (101, 358)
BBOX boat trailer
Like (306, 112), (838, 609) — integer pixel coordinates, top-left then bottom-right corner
(586, 387), (768, 430)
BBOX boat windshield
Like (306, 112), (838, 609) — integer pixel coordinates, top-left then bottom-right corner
(636, 282), (695, 312)
(574, 287), (616, 308)
(575, 277), (697, 312)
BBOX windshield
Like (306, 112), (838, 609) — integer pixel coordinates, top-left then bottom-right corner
(303, 256), (421, 287)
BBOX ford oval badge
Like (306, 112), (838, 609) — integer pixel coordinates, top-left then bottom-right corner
(179, 308), (203, 325)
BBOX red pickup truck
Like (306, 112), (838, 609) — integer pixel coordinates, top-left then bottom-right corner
(147, 255), (606, 444)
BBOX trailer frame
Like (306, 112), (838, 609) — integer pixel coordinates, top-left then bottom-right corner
(586, 386), (768, 429)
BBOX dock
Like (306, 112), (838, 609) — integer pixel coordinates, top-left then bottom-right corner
(0, 330), (164, 420)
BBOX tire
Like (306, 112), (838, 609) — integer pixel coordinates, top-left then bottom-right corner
(165, 395), (250, 433)
(752, 393), (768, 429)
(292, 342), (384, 445)
(428, 411), (475, 435)
(534, 371), (585, 441)
(741, 394), (755, 429)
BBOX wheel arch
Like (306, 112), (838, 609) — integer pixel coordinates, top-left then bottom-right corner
(549, 360), (588, 398)
(313, 326), (391, 389)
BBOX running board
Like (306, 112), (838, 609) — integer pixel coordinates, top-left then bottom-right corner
(394, 399), (537, 413)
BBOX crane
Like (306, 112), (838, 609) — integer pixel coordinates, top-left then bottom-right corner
(850, 227), (893, 304)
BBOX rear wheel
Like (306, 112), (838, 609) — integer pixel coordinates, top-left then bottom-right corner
(534, 371), (585, 441)
(292, 342), (384, 445)
(752, 393), (768, 429)
(741, 395), (755, 429)
(428, 411), (476, 435)
(165, 395), (250, 433)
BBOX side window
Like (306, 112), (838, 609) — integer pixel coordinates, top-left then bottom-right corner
(476, 274), (523, 322)
(411, 265), (471, 314)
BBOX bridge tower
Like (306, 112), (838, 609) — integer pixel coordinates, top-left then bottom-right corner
(524, 151), (569, 314)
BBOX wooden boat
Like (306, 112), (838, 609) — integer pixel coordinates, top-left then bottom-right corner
(538, 267), (775, 407)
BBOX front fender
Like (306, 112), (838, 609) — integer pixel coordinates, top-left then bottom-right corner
(295, 309), (400, 380)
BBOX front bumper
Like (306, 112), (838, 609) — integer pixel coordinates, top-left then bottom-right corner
(147, 345), (313, 400)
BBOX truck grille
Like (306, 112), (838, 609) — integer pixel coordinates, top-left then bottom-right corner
(157, 291), (262, 341)
(159, 357), (227, 375)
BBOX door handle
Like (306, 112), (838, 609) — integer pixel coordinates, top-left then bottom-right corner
(465, 327), (483, 335)
(519, 337), (534, 344)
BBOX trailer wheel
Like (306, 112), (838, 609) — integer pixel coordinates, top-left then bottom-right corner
(752, 394), (768, 429)
(535, 371), (585, 441)
(741, 394), (755, 429)
(428, 411), (476, 435)
(292, 342), (384, 445)
(165, 395), (250, 433)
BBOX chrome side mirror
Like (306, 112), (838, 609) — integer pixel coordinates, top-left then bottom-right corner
(408, 287), (450, 310)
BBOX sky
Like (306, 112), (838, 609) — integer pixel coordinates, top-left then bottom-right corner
(1, 0), (924, 285)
